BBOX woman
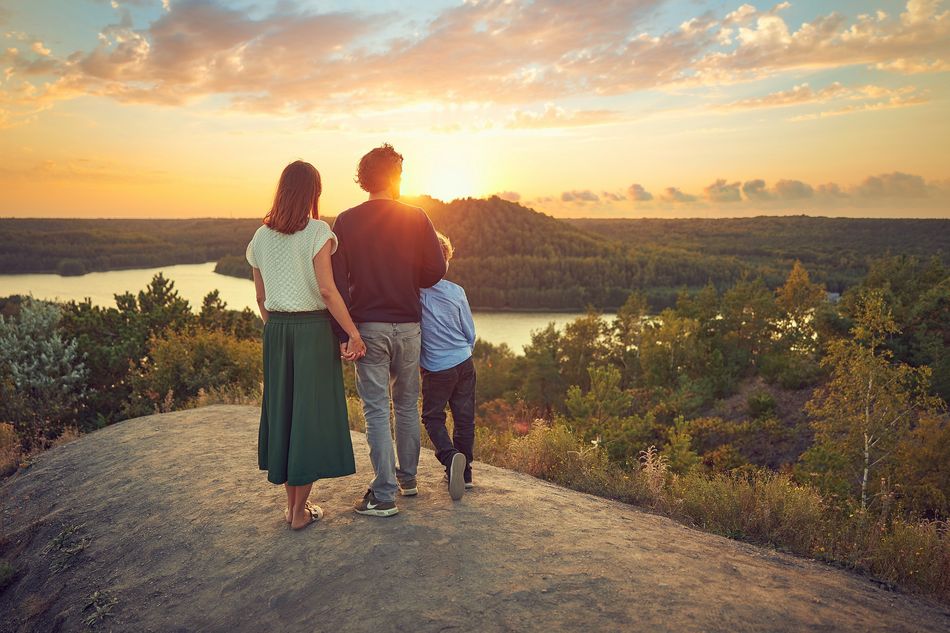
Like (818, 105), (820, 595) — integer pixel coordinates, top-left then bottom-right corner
(246, 160), (366, 530)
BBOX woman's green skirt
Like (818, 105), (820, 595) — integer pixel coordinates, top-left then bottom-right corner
(259, 310), (356, 485)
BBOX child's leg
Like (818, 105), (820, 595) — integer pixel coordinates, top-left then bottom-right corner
(421, 367), (460, 470)
(447, 358), (476, 481)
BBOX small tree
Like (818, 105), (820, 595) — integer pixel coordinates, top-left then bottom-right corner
(775, 260), (826, 353)
(0, 298), (87, 445)
(801, 290), (940, 509)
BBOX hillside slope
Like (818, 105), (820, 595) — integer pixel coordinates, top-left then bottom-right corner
(2, 406), (948, 632)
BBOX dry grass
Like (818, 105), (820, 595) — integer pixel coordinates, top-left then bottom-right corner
(482, 419), (950, 603)
(50, 427), (81, 449)
(0, 422), (21, 477)
(194, 385), (262, 407)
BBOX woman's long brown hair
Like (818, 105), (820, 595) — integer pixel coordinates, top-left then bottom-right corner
(263, 160), (321, 234)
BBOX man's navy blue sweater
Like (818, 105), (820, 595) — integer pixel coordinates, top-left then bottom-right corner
(331, 198), (446, 341)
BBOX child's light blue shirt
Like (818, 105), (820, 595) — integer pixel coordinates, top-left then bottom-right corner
(420, 279), (476, 372)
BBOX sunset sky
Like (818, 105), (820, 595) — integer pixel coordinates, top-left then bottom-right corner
(1, 0), (948, 218)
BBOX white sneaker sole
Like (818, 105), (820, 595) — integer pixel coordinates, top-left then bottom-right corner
(448, 453), (465, 501)
(355, 506), (399, 517)
(399, 487), (418, 497)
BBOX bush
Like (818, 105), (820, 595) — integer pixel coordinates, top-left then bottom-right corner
(746, 390), (776, 419)
(0, 298), (87, 447)
(128, 328), (261, 415)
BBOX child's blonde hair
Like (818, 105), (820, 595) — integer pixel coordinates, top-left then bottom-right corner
(436, 232), (454, 261)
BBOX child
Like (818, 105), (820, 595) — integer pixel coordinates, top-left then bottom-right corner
(420, 232), (476, 501)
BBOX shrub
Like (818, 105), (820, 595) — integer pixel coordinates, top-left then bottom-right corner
(0, 298), (87, 447)
(128, 328), (261, 415)
(746, 390), (776, 419)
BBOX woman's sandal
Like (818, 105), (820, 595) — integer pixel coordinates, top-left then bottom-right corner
(286, 501), (321, 524)
(291, 503), (324, 530)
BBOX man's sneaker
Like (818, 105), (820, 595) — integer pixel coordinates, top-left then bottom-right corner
(399, 479), (418, 497)
(464, 481), (474, 490)
(354, 489), (399, 517)
(448, 452), (465, 501)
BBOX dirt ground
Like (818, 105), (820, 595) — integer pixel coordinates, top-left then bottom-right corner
(1, 405), (948, 632)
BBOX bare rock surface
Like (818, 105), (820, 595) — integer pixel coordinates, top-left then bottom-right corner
(2, 405), (948, 632)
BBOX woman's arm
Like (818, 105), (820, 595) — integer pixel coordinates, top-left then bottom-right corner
(314, 241), (365, 358)
(252, 267), (269, 324)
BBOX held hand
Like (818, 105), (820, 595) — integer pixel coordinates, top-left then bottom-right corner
(345, 335), (366, 360)
(340, 342), (355, 362)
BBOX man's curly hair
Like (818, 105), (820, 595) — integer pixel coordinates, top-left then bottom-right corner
(356, 143), (403, 193)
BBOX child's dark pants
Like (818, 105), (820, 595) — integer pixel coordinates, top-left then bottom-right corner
(421, 357), (476, 481)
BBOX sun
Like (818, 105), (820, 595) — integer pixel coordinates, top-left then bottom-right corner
(400, 145), (491, 202)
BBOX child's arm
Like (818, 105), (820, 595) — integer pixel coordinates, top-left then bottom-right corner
(460, 289), (476, 349)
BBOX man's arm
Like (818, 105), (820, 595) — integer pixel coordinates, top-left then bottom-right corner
(418, 211), (446, 289)
(330, 215), (351, 342)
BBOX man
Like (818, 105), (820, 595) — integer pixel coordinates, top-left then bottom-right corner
(332, 144), (446, 517)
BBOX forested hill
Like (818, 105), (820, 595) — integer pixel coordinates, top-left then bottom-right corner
(2, 202), (948, 310)
(407, 195), (610, 258)
(0, 218), (261, 276)
(567, 216), (950, 291)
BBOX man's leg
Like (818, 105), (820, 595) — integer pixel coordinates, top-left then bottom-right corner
(390, 323), (422, 487)
(355, 323), (398, 503)
(447, 358), (477, 482)
(422, 366), (461, 468)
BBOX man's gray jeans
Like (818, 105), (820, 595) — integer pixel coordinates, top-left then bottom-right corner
(355, 322), (422, 503)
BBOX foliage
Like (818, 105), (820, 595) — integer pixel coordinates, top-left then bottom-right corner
(127, 328), (262, 415)
(0, 298), (87, 447)
(800, 289), (943, 510)
(892, 414), (950, 519)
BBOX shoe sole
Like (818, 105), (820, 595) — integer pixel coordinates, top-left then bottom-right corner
(449, 453), (465, 501)
(355, 506), (399, 517)
(399, 488), (418, 497)
(464, 483), (474, 490)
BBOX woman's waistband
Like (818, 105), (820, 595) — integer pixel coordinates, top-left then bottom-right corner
(267, 310), (330, 323)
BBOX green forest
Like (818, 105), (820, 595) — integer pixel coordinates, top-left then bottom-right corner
(2, 199), (947, 310)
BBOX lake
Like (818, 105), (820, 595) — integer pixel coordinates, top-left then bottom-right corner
(0, 263), (594, 351)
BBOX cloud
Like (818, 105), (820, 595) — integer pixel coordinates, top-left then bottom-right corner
(742, 179), (770, 200)
(718, 82), (848, 110)
(874, 57), (948, 73)
(816, 182), (848, 198)
(561, 190), (600, 203)
(508, 104), (619, 129)
(660, 187), (697, 203)
(2, 0), (948, 123)
(853, 172), (929, 197)
(704, 179), (741, 202)
(773, 179), (814, 199)
(691, 1), (950, 85)
(627, 184), (653, 201)
(496, 191), (521, 202)
(601, 191), (625, 202)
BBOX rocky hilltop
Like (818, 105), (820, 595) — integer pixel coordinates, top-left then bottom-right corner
(2, 406), (948, 632)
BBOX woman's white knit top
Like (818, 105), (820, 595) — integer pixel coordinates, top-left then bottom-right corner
(245, 218), (337, 312)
